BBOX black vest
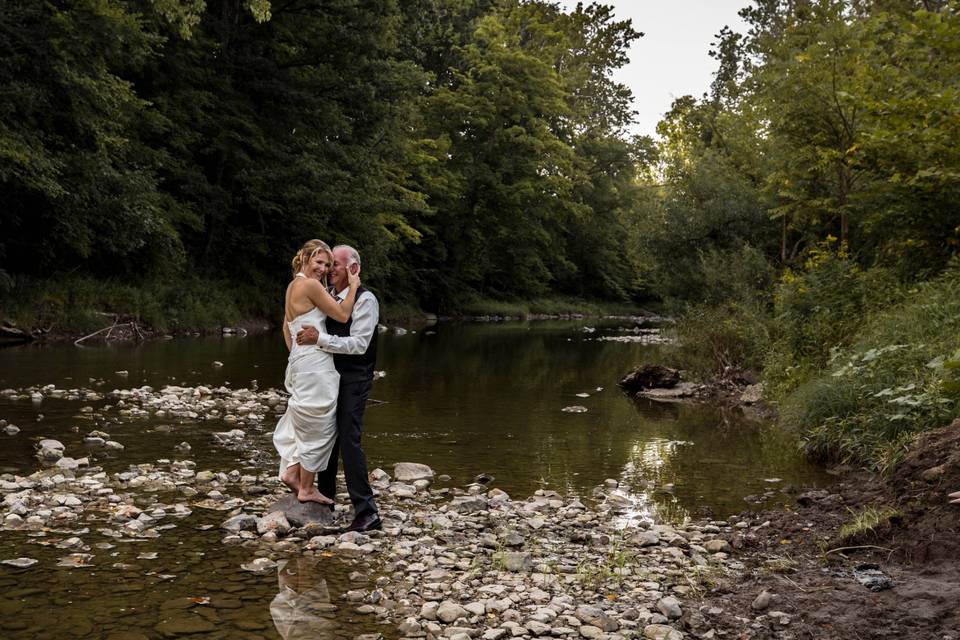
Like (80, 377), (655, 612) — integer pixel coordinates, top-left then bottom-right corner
(325, 286), (379, 383)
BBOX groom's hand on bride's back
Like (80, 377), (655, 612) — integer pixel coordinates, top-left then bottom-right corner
(296, 325), (319, 345)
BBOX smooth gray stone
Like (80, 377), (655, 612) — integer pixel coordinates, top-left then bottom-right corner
(221, 514), (258, 532)
(265, 495), (334, 527)
(393, 462), (434, 482)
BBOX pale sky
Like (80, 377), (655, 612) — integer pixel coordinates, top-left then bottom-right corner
(561, 1), (751, 138)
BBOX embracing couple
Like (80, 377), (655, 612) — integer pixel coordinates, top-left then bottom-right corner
(272, 240), (381, 533)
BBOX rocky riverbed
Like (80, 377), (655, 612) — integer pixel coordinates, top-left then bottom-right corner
(0, 382), (749, 639)
(2, 452), (748, 640)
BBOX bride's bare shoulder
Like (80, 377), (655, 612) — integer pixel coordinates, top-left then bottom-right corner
(288, 277), (322, 291)
(299, 279), (328, 293)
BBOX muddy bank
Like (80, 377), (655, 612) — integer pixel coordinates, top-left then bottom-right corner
(690, 421), (960, 640)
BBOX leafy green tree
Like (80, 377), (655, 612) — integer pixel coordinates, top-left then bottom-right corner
(0, 0), (184, 275)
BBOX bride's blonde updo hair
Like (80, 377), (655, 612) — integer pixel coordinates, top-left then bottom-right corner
(291, 239), (333, 278)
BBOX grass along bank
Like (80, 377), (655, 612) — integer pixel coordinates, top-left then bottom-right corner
(779, 266), (960, 472)
(454, 296), (657, 319)
(0, 275), (275, 338)
(667, 256), (960, 472)
(0, 276), (655, 340)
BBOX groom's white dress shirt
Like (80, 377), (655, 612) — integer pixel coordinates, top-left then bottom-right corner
(315, 287), (379, 356)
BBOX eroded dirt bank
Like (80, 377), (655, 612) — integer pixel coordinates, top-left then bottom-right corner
(690, 420), (960, 640)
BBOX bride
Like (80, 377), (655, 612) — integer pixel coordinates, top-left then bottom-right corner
(273, 239), (359, 504)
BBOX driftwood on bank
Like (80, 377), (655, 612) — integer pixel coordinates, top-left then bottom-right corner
(74, 318), (146, 346)
(0, 321), (33, 345)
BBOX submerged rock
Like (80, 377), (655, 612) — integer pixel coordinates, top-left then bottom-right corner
(155, 616), (218, 635)
(637, 383), (700, 402)
(1, 557), (38, 568)
(240, 557), (277, 573)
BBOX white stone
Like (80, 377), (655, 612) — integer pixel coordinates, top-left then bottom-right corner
(643, 625), (683, 640)
(1, 557), (37, 568)
(393, 462), (435, 483)
(437, 600), (467, 623)
(579, 626), (603, 639)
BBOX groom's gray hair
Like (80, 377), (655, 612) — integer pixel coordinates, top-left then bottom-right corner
(334, 244), (361, 267)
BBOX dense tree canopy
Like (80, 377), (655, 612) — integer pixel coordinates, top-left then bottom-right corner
(1, 0), (643, 312)
(639, 0), (960, 469)
(631, 0), (959, 302)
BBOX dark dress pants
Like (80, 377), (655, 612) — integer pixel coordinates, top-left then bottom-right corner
(316, 377), (377, 519)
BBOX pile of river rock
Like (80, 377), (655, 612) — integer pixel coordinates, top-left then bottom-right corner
(0, 382), (774, 639)
(246, 462), (754, 640)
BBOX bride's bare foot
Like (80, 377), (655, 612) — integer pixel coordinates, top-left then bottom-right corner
(281, 466), (300, 493)
(297, 487), (333, 505)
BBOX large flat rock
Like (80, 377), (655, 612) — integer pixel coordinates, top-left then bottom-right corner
(619, 364), (681, 393)
(637, 382), (700, 402)
(264, 495), (334, 527)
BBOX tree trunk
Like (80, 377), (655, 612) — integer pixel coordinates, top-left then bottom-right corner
(781, 215), (787, 263)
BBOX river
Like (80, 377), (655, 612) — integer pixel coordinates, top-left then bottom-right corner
(0, 318), (831, 639)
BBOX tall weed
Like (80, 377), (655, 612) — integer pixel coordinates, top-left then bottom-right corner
(670, 245), (774, 376)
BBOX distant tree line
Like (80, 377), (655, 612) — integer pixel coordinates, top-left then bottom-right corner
(0, 0), (644, 312)
(2, 0), (957, 328)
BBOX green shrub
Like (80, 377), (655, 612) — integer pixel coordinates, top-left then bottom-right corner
(763, 239), (904, 398)
(781, 261), (960, 471)
(456, 296), (640, 318)
(0, 274), (273, 333)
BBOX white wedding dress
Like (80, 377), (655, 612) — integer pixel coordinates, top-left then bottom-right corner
(273, 277), (340, 478)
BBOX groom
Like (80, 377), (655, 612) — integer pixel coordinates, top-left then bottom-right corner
(296, 244), (381, 533)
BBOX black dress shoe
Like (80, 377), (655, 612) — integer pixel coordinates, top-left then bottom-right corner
(343, 513), (382, 533)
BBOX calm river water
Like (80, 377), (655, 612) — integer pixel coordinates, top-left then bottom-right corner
(0, 319), (831, 639)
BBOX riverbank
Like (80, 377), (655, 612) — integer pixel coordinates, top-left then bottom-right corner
(0, 275), (658, 344)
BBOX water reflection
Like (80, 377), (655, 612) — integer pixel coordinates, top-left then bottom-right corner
(271, 558), (339, 640)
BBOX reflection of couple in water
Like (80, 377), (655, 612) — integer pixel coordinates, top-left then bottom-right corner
(270, 558), (339, 640)
(273, 240), (382, 533)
